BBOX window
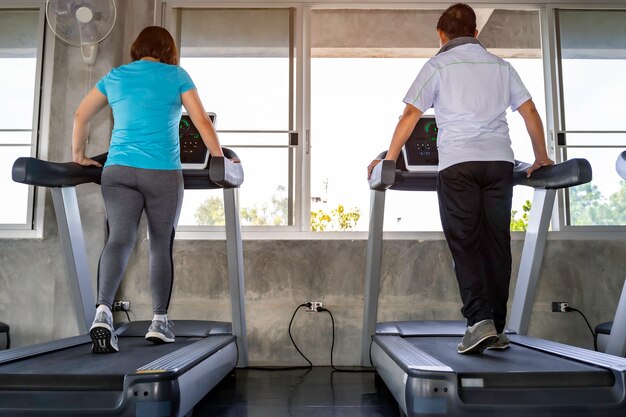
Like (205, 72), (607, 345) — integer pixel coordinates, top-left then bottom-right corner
(0, 6), (44, 230)
(555, 9), (626, 226)
(163, 4), (551, 235)
(172, 8), (298, 229)
(310, 8), (544, 231)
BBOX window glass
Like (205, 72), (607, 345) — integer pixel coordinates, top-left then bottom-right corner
(0, 9), (40, 226)
(179, 9), (291, 131)
(565, 148), (626, 226)
(310, 9), (544, 232)
(556, 10), (626, 226)
(558, 10), (626, 131)
(0, 58), (36, 128)
(178, 8), (295, 227)
(180, 147), (293, 226)
(0, 146), (30, 224)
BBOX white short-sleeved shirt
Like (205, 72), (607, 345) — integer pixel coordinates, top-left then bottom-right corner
(403, 42), (531, 171)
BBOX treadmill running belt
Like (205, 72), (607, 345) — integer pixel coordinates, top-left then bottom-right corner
(406, 336), (614, 388)
(0, 336), (202, 391)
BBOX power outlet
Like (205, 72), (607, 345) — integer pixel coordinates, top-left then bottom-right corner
(551, 301), (569, 312)
(113, 300), (131, 312)
(306, 301), (323, 312)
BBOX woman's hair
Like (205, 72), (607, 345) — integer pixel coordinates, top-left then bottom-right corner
(437, 3), (477, 40)
(130, 26), (179, 65)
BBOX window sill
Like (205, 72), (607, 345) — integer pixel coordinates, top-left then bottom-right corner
(0, 228), (43, 239)
(174, 228), (626, 241)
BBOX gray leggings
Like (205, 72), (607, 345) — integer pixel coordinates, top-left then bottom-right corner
(97, 165), (184, 315)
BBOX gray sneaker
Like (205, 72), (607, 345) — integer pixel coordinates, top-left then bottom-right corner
(145, 319), (175, 344)
(457, 319), (498, 354)
(486, 333), (510, 350)
(89, 311), (119, 353)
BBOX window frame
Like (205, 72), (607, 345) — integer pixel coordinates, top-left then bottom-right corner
(157, 0), (626, 240)
(549, 3), (626, 232)
(0, 0), (50, 238)
(159, 2), (305, 237)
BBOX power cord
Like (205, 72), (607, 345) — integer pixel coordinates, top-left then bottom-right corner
(246, 303), (374, 372)
(565, 306), (598, 351)
(318, 306), (375, 373)
(112, 309), (132, 322)
(289, 303), (314, 368)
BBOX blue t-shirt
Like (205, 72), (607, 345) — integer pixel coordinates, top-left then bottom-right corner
(96, 60), (196, 170)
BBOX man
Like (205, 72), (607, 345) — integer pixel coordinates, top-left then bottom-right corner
(368, 3), (554, 354)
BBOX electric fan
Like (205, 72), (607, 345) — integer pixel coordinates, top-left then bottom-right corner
(45, 0), (117, 66)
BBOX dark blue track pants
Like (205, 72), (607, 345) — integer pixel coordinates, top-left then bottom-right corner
(437, 161), (514, 334)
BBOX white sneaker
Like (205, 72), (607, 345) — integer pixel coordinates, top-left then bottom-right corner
(486, 333), (511, 350)
(145, 319), (175, 344)
(89, 311), (119, 353)
(457, 319), (498, 354)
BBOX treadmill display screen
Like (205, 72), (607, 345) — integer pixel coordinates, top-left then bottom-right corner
(403, 116), (438, 171)
(179, 113), (216, 165)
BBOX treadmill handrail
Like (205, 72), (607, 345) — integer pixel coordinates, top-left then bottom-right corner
(368, 159), (397, 191)
(512, 158), (592, 189)
(368, 151), (592, 191)
(11, 148), (244, 190)
(12, 153), (107, 187)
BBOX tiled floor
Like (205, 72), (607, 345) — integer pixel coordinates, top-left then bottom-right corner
(193, 367), (401, 417)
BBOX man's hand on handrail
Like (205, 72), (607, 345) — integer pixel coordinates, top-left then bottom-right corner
(526, 157), (554, 177)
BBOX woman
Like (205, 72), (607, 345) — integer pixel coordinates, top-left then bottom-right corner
(72, 26), (224, 353)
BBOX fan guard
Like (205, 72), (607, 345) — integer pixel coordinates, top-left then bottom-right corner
(46, 0), (116, 65)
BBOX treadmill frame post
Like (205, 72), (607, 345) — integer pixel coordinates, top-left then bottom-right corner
(508, 187), (556, 335)
(361, 188), (386, 366)
(51, 187), (96, 334)
(223, 187), (248, 367)
(606, 283), (626, 357)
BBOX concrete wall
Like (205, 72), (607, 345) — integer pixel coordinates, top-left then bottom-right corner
(0, 0), (625, 365)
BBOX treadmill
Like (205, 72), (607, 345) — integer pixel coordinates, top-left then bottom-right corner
(361, 118), (626, 416)
(0, 121), (248, 415)
(595, 150), (626, 356)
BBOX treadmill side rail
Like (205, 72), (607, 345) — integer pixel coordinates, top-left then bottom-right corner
(371, 338), (455, 417)
(131, 339), (238, 417)
(130, 337), (237, 417)
(373, 335), (453, 373)
(376, 320), (469, 337)
(0, 334), (90, 366)
(137, 335), (235, 374)
(510, 334), (626, 371)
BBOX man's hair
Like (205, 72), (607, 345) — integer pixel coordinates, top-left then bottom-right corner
(437, 3), (477, 40)
(130, 26), (179, 65)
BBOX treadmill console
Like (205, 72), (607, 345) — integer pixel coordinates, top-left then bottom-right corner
(402, 115), (438, 172)
(180, 112), (216, 170)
